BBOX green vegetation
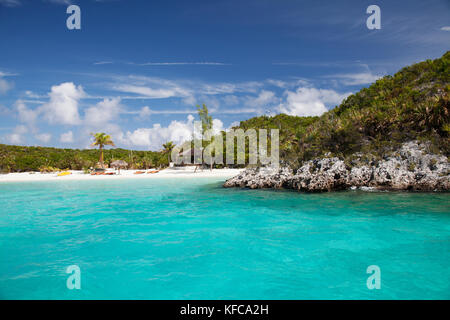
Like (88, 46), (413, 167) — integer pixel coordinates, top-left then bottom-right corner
(162, 141), (175, 163)
(232, 51), (450, 169)
(231, 113), (319, 167)
(90, 132), (115, 168)
(0, 144), (167, 173)
(196, 103), (214, 169)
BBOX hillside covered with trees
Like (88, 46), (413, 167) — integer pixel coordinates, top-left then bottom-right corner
(232, 51), (449, 169)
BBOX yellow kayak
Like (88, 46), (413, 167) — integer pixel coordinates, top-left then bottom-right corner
(57, 171), (72, 177)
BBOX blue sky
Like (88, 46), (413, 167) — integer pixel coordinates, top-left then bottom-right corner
(0, 0), (449, 150)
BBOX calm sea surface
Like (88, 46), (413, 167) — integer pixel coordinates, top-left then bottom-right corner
(0, 178), (449, 299)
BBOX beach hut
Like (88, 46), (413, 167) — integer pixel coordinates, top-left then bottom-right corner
(111, 160), (128, 174)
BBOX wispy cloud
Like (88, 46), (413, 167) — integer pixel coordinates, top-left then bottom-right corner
(325, 72), (384, 86)
(441, 26), (450, 31)
(0, 0), (71, 6)
(272, 61), (352, 67)
(0, 80), (13, 95)
(124, 107), (197, 116)
(44, 0), (72, 5)
(0, 71), (16, 95)
(130, 62), (230, 66)
(112, 84), (186, 99)
(106, 74), (264, 103)
(0, 0), (21, 7)
(93, 61), (114, 65)
(0, 104), (11, 115)
(0, 71), (19, 77)
(1, 0), (114, 7)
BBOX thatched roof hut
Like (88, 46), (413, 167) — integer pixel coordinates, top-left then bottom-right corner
(110, 160), (128, 169)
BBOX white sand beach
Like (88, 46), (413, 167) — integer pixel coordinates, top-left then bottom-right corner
(0, 166), (244, 183)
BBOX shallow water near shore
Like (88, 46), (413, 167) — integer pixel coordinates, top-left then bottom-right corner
(0, 177), (449, 299)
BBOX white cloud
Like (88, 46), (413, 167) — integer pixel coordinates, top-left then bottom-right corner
(60, 131), (74, 143)
(124, 115), (195, 149)
(245, 90), (278, 108)
(228, 121), (240, 129)
(122, 115), (224, 150)
(6, 133), (22, 144)
(15, 100), (38, 126)
(212, 119), (224, 134)
(278, 87), (351, 117)
(125, 128), (154, 147)
(36, 133), (51, 143)
(5, 125), (27, 144)
(266, 79), (287, 88)
(441, 26), (450, 31)
(0, 78), (13, 95)
(0, 71), (16, 95)
(138, 106), (152, 118)
(24, 90), (44, 99)
(84, 97), (122, 127)
(40, 82), (85, 125)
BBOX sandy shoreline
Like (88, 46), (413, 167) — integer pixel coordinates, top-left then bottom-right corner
(0, 167), (244, 183)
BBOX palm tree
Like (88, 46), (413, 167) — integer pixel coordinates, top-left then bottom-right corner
(196, 104), (213, 171)
(162, 141), (175, 163)
(91, 133), (115, 168)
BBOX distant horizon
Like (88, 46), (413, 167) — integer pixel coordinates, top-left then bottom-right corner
(1, 0), (449, 151)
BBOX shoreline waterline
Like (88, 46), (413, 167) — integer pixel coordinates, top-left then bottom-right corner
(0, 167), (245, 183)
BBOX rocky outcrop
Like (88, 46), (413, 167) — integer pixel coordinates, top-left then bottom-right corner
(224, 167), (293, 189)
(224, 141), (450, 192)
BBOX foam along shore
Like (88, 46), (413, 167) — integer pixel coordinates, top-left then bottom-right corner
(0, 166), (244, 183)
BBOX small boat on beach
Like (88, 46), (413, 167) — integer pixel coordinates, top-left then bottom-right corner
(90, 168), (115, 176)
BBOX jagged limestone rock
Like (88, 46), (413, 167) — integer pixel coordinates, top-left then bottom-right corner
(224, 141), (450, 192)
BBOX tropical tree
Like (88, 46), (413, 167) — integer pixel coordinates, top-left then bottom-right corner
(196, 104), (213, 170)
(162, 141), (175, 163)
(91, 133), (115, 168)
(197, 104), (213, 136)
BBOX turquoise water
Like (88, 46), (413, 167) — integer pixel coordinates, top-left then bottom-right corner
(0, 177), (449, 299)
